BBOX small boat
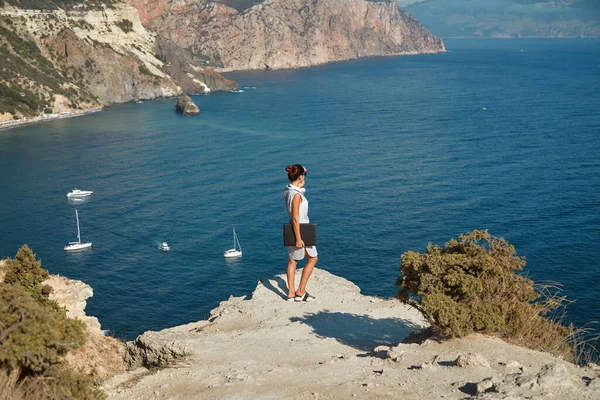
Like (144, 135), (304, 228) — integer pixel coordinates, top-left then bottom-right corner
(159, 242), (170, 252)
(67, 189), (94, 198)
(224, 228), (242, 258)
(64, 210), (92, 251)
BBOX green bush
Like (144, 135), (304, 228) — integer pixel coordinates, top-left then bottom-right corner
(397, 230), (574, 360)
(0, 283), (86, 375)
(4, 245), (65, 316)
(4, 245), (48, 289)
(0, 245), (107, 399)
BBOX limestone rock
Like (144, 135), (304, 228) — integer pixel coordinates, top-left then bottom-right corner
(125, 330), (190, 369)
(454, 353), (491, 368)
(536, 362), (572, 387)
(473, 362), (575, 399)
(45, 274), (127, 381)
(175, 95), (200, 115)
(373, 345), (390, 359)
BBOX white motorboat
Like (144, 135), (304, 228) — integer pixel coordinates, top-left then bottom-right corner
(64, 210), (92, 251)
(67, 189), (94, 198)
(224, 228), (242, 258)
(159, 242), (170, 252)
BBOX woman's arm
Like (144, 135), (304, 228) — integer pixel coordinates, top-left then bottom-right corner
(291, 194), (304, 248)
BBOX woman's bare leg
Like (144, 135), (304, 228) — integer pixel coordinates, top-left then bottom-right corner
(296, 251), (318, 296)
(286, 258), (298, 298)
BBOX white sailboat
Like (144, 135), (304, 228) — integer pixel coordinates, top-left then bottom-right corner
(224, 228), (242, 258)
(64, 209), (92, 251)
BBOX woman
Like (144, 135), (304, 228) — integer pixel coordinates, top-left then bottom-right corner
(284, 164), (318, 302)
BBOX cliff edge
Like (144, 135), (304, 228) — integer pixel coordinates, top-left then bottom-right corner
(103, 268), (600, 399)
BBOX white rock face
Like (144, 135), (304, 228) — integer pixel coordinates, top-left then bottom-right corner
(47, 274), (102, 332)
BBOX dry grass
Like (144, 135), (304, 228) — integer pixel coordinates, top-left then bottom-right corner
(0, 368), (23, 400)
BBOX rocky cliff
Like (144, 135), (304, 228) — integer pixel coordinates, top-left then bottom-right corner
(128, 0), (445, 71)
(0, 3), (236, 123)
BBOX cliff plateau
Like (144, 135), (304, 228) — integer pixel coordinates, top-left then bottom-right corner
(104, 268), (600, 399)
(128, 0), (446, 71)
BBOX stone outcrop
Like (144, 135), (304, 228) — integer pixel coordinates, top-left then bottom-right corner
(103, 268), (599, 399)
(127, 0), (446, 72)
(0, 4), (236, 121)
(174, 94), (200, 115)
(46, 275), (127, 382)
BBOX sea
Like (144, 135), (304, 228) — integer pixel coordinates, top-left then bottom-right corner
(0, 39), (599, 342)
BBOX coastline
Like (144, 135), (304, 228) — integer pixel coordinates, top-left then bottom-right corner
(0, 107), (103, 132)
(0, 49), (447, 132)
(214, 48), (448, 73)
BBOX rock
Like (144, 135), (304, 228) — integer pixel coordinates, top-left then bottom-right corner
(586, 362), (600, 371)
(500, 360), (523, 371)
(386, 348), (403, 362)
(417, 355), (439, 369)
(454, 353), (491, 368)
(45, 274), (126, 381)
(373, 345), (390, 359)
(125, 331), (190, 369)
(175, 95), (200, 115)
(475, 377), (494, 394)
(536, 363), (572, 388)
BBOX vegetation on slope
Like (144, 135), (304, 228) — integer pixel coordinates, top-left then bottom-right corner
(0, 246), (106, 399)
(397, 230), (591, 363)
(0, 19), (84, 118)
(1, 0), (116, 10)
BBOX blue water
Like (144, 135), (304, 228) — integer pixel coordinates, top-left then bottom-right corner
(0, 39), (599, 341)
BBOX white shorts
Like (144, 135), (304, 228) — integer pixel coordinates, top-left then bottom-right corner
(288, 246), (318, 261)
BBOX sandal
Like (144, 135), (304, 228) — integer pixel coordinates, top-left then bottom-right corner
(294, 292), (315, 302)
(286, 296), (295, 302)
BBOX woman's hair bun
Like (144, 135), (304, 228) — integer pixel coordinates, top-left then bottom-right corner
(285, 165), (296, 173)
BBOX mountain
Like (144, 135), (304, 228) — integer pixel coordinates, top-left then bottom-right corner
(404, 0), (600, 38)
(0, 1), (236, 123)
(0, 0), (444, 123)
(127, 0), (445, 71)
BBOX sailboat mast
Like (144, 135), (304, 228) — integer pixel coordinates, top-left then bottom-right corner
(76, 209), (81, 244)
(235, 229), (241, 251)
(233, 228), (236, 249)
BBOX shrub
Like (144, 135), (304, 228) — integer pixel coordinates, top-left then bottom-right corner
(0, 283), (86, 375)
(397, 230), (575, 360)
(138, 63), (155, 77)
(4, 245), (65, 316)
(115, 18), (133, 33)
(4, 245), (47, 289)
(1, 365), (106, 400)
